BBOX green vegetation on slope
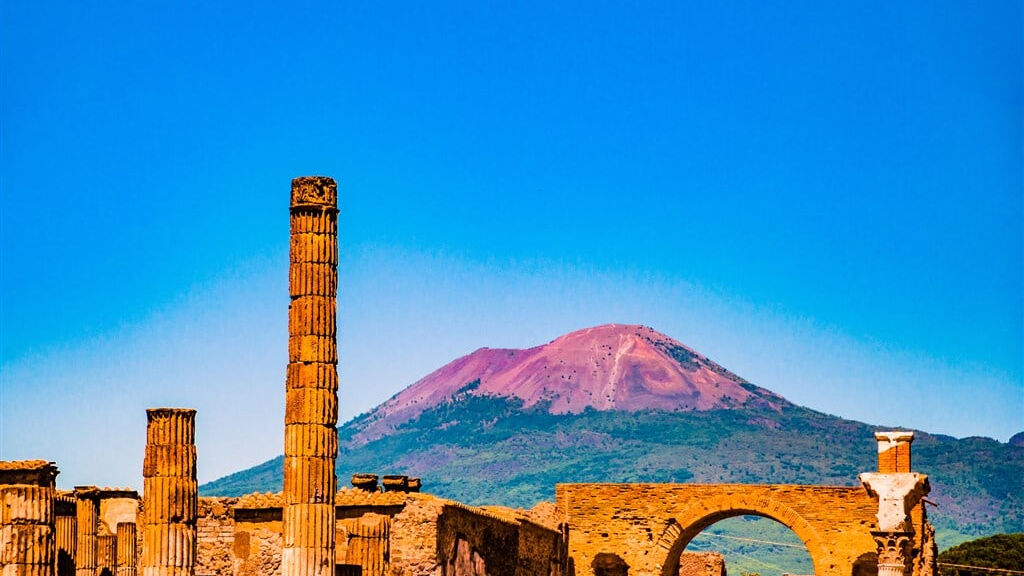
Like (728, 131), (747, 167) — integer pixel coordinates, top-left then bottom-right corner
(937, 533), (1024, 572)
(201, 393), (1024, 550)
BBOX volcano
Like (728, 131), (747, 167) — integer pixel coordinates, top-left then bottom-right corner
(354, 324), (788, 444)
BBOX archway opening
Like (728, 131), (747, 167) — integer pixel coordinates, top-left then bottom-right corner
(680, 516), (813, 576)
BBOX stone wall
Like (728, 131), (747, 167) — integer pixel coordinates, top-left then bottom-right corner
(677, 552), (724, 576)
(189, 491), (565, 576)
(196, 498), (237, 576)
(437, 505), (519, 576)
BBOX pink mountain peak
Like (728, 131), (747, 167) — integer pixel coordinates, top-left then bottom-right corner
(351, 324), (787, 445)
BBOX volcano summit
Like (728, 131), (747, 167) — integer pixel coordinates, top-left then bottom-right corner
(356, 324), (788, 444)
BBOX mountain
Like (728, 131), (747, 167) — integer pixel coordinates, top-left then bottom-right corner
(353, 324), (787, 445)
(203, 324), (1024, 548)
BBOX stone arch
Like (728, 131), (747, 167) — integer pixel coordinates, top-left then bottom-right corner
(652, 494), (828, 576)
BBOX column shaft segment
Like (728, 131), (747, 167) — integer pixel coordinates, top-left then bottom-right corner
(74, 488), (100, 576)
(141, 409), (197, 576)
(0, 460), (59, 576)
(283, 176), (339, 576)
(115, 523), (137, 576)
(54, 493), (76, 576)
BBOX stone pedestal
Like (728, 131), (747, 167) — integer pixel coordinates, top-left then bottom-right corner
(141, 408), (197, 576)
(116, 523), (137, 576)
(75, 488), (101, 576)
(0, 460), (59, 576)
(283, 176), (339, 576)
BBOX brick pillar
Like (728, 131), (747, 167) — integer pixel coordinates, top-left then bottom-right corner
(141, 408), (197, 576)
(875, 431), (914, 473)
(283, 176), (339, 576)
(75, 488), (100, 576)
(0, 460), (59, 576)
(55, 493), (77, 576)
(115, 523), (137, 576)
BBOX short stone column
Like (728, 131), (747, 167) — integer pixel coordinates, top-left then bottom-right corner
(54, 492), (77, 576)
(141, 408), (197, 576)
(0, 460), (59, 576)
(115, 523), (137, 576)
(283, 176), (339, 576)
(75, 487), (101, 576)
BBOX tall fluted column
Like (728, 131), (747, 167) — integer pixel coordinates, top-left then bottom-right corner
(115, 523), (137, 576)
(0, 460), (59, 576)
(141, 409), (197, 576)
(283, 176), (339, 576)
(75, 488), (100, 576)
(55, 493), (77, 576)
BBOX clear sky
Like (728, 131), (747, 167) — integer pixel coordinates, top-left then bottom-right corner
(1, 1), (1021, 490)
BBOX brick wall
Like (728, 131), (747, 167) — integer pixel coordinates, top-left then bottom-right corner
(555, 483), (883, 576)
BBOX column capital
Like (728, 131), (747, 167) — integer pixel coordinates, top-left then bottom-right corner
(871, 530), (914, 576)
(859, 472), (929, 531)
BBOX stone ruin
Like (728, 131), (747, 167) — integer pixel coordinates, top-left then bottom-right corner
(1, 175), (939, 576)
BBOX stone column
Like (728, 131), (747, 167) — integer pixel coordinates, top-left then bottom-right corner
(75, 488), (101, 576)
(283, 176), (339, 576)
(96, 536), (116, 576)
(55, 493), (77, 576)
(115, 523), (137, 576)
(860, 431), (930, 576)
(0, 460), (59, 576)
(141, 408), (197, 576)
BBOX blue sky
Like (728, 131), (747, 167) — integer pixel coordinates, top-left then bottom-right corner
(1, 1), (1021, 489)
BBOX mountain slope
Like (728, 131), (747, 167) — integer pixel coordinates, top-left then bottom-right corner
(202, 325), (1024, 547)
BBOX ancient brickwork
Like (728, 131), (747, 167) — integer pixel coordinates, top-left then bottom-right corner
(76, 488), (101, 576)
(389, 495), (445, 576)
(116, 523), (137, 576)
(195, 498), (235, 576)
(142, 408), (198, 576)
(437, 505), (519, 576)
(555, 483), (880, 576)
(516, 520), (566, 576)
(677, 552), (724, 576)
(55, 493), (77, 576)
(0, 460), (59, 576)
(283, 176), (339, 576)
(875, 432), (914, 474)
(189, 487), (565, 576)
